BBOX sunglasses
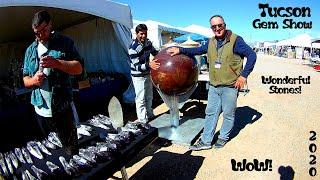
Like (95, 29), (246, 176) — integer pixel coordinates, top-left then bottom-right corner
(34, 23), (49, 37)
(211, 23), (225, 30)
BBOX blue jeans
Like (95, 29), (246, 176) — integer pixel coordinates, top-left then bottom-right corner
(132, 75), (154, 122)
(201, 85), (238, 144)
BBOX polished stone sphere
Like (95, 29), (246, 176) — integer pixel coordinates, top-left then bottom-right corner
(151, 49), (198, 95)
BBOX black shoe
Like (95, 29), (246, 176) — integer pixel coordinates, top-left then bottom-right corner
(189, 140), (212, 151)
(214, 139), (227, 149)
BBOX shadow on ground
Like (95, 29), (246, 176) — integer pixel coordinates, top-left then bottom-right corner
(278, 165), (295, 180)
(150, 103), (262, 146)
(229, 106), (262, 140)
(180, 100), (206, 120)
(121, 100), (206, 173)
(207, 106), (262, 144)
(130, 150), (204, 180)
(124, 138), (172, 168)
(181, 104), (262, 144)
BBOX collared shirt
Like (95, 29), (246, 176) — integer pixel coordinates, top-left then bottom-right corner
(180, 35), (256, 78)
(23, 32), (82, 108)
(128, 39), (158, 77)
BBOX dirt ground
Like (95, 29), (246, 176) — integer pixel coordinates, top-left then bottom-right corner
(112, 54), (320, 180)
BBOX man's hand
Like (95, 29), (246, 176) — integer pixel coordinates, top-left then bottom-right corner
(234, 76), (247, 89)
(40, 55), (61, 69)
(33, 71), (45, 86)
(41, 56), (82, 75)
(166, 47), (180, 56)
(149, 59), (160, 70)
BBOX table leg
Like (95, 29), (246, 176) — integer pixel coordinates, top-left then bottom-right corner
(120, 166), (129, 180)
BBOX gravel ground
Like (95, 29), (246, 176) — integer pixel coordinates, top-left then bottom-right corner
(112, 54), (320, 180)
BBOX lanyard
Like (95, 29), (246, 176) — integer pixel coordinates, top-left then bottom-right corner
(216, 39), (227, 62)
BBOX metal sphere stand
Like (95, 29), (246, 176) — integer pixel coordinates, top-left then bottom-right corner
(149, 85), (205, 146)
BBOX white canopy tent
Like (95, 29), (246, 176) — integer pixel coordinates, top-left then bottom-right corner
(263, 41), (277, 47)
(311, 39), (320, 49)
(276, 34), (312, 48)
(0, 0), (133, 73)
(182, 24), (213, 38)
(180, 37), (200, 48)
(0, 0), (135, 101)
(132, 20), (190, 50)
(131, 20), (215, 50)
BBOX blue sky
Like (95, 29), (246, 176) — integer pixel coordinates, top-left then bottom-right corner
(116, 0), (319, 43)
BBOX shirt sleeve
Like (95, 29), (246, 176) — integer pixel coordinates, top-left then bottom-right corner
(147, 43), (159, 70)
(150, 44), (159, 57)
(180, 41), (209, 56)
(23, 47), (31, 77)
(68, 39), (82, 64)
(234, 36), (257, 78)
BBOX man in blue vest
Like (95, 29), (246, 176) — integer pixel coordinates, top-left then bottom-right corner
(167, 15), (257, 150)
(23, 10), (83, 155)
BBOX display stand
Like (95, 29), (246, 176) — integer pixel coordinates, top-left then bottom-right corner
(149, 86), (205, 146)
(120, 166), (129, 180)
(7, 124), (158, 180)
(76, 126), (158, 179)
(77, 97), (157, 179)
(0, 96), (157, 179)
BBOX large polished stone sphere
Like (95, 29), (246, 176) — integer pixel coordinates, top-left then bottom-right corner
(151, 49), (198, 95)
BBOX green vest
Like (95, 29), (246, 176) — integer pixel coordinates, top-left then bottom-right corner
(207, 31), (243, 86)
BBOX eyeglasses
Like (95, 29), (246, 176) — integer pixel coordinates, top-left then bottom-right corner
(211, 23), (224, 30)
(34, 23), (49, 37)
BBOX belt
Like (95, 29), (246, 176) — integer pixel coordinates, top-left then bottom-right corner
(209, 83), (234, 88)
